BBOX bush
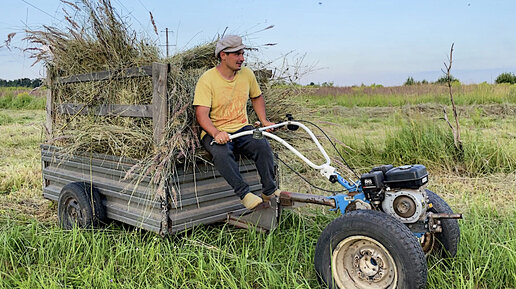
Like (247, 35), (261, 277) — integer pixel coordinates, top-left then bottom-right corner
(0, 93), (45, 110)
(11, 93), (33, 108)
(495, 72), (516, 84)
(435, 75), (460, 84)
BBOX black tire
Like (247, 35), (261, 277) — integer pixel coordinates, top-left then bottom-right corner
(314, 210), (427, 289)
(57, 182), (106, 229)
(426, 189), (460, 258)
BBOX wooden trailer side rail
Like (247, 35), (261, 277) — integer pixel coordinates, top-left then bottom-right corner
(46, 62), (170, 146)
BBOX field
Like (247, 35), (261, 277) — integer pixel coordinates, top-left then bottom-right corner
(0, 85), (515, 288)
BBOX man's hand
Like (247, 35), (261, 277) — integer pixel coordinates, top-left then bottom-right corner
(251, 95), (276, 132)
(214, 131), (231, 144)
(261, 120), (276, 132)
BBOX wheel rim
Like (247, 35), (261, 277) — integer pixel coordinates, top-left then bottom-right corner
(64, 197), (85, 226)
(331, 235), (397, 289)
(420, 232), (435, 255)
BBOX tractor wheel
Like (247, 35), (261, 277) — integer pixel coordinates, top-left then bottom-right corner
(58, 182), (106, 229)
(426, 189), (460, 258)
(314, 210), (427, 289)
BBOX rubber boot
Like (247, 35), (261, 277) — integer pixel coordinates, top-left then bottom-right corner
(261, 189), (282, 202)
(241, 193), (263, 210)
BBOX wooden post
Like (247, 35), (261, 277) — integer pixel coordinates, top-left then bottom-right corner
(45, 69), (53, 141)
(151, 63), (169, 147)
(151, 63), (169, 235)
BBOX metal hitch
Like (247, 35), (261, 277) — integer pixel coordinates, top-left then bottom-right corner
(427, 212), (463, 233)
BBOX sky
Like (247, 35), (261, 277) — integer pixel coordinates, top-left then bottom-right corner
(1, 0), (515, 86)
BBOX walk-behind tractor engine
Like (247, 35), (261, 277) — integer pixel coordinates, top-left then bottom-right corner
(227, 115), (462, 289)
(361, 164), (428, 224)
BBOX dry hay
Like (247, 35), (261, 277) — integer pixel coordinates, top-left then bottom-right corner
(25, 0), (303, 203)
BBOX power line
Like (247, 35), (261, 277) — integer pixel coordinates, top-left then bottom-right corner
(20, 0), (60, 22)
(112, 0), (148, 34)
(136, 0), (150, 12)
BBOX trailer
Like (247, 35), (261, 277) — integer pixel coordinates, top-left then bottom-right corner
(42, 63), (279, 236)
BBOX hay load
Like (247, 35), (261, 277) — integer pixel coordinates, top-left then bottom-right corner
(27, 0), (301, 200)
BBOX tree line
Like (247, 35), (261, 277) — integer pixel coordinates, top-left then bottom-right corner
(404, 75), (460, 86)
(0, 78), (43, 88)
(405, 72), (516, 86)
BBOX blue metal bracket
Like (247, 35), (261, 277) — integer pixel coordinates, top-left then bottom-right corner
(327, 192), (368, 215)
(329, 172), (362, 193)
(334, 174), (361, 193)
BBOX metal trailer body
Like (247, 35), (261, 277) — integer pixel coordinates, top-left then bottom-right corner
(42, 63), (280, 235)
(41, 144), (278, 235)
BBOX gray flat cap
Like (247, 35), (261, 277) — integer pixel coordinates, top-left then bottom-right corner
(215, 35), (246, 57)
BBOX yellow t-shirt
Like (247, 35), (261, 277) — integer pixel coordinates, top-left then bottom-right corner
(193, 66), (262, 139)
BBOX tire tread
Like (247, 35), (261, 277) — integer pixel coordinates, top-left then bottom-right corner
(426, 189), (460, 257)
(315, 210), (427, 289)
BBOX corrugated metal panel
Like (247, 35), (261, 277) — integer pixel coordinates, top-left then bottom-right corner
(41, 144), (261, 234)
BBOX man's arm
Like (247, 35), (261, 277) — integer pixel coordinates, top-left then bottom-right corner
(251, 95), (275, 129)
(195, 105), (231, 144)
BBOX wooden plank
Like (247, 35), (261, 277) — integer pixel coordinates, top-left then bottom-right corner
(97, 104), (153, 117)
(57, 103), (153, 118)
(151, 62), (169, 234)
(151, 63), (169, 146)
(45, 70), (53, 140)
(56, 65), (153, 84)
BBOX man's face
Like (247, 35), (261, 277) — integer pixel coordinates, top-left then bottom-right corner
(222, 50), (245, 71)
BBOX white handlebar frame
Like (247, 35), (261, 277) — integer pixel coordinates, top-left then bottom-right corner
(228, 121), (332, 173)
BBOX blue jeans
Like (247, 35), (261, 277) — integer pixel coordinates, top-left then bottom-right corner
(201, 125), (277, 199)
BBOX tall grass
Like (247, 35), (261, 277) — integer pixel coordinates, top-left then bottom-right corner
(427, 203), (516, 289)
(1, 84), (515, 288)
(0, 202), (514, 288)
(0, 87), (45, 110)
(298, 83), (516, 107)
(337, 118), (515, 175)
(0, 210), (323, 289)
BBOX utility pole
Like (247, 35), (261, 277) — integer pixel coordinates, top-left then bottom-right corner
(161, 28), (174, 58)
(165, 27), (169, 58)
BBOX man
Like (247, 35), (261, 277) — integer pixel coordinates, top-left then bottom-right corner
(193, 35), (279, 210)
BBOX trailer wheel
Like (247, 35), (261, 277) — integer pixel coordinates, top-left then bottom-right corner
(314, 210), (427, 289)
(58, 182), (106, 229)
(426, 189), (460, 258)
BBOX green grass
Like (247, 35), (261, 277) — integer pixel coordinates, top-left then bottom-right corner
(377, 119), (515, 175)
(0, 110), (44, 195)
(298, 83), (516, 107)
(1, 84), (516, 288)
(427, 203), (516, 289)
(0, 202), (514, 288)
(0, 211), (322, 289)
(0, 87), (46, 110)
(305, 105), (515, 176)
(0, 112), (14, 125)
